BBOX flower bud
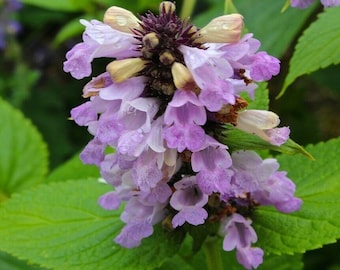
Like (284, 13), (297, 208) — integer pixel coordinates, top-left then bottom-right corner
(104, 6), (141, 33)
(236, 109), (290, 146)
(143, 32), (160, 49)
(238, 110), (280, 130)
(195, 14), (243, 43)
(107, 58), (147, 83)
(171, 62), (196, 90)
(159, 1), (176, 15)
(159, 50), (175, 65)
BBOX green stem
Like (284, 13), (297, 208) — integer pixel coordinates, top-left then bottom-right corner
(224, 0), (239, 14)
(180, 0), (196, 20)
(203, 236), (224, 270)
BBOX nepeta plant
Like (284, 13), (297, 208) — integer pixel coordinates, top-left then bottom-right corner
(63, 2), (301, 268)
(0, 1), (340, 270)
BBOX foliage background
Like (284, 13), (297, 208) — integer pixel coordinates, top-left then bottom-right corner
(0, 0), (339, 269)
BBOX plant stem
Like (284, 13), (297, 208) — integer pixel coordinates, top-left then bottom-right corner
(203, 236), (224, 270)
(180, 0), (196, 20)
(224, 0), (239, 14)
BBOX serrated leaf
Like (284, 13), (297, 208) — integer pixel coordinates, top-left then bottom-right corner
(47, 153), (99, 182)
(241, 82), (269, 110)
(259, 254), (303, 270)
(0, 179), (181, 270)
(221, 126), (313, 159)
(234, 0), (316, 57)
(21, 0), (84, 12)
(0, 98), (48, 202)
(280, 6), (340, 96)
(0, 251), (45, 270)
(254, 138), (340, 254)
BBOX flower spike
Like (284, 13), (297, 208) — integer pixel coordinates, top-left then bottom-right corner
(64, 2), (301, 269)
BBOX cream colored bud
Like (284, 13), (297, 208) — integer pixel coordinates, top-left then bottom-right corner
(238, 110), (280, 130)
(236, 109), (280, 142)
(159, 1), (176, 14)
(106, 58), (146, 83)
(195, 14), (243, 43)
(171, 62), (195, 90)
(104, 6), (141, 33)
(143, 32), (160, 49)
(188, 25), (198, 35)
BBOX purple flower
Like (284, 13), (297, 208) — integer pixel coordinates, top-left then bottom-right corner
(164, 90), (207, 127)
(80, 138), (106, 166)
(131, 150), (163, 191)
(236, 110), (290, 146)
(249, 51), (280, 81)
(65, 2), (301, 268)
(291, 0), (315, 8)
(252, 171), (302, 213)
(116, 192), (169, 248)
(163, 123), (206, 152)
(70, 101), (98, 126)
(230, 150), (302, 212)
(114, 221), (154, 248)
(163, 89), (207, 152)
(64, 19), (139, 79)
(237, 246), (264, 270)
(321, 0), (340, 6)
(180, 45), (236, 111)
(170, 176), (209, 227)
(221, 213), (258, 251)
(115, 198), (166, 248)
(220, 213), (263, 269)
(291, 0), (340, 8)
(99, 153), (126, 186)
(191, 136), (234, 195)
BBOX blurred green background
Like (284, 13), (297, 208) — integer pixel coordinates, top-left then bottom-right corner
(1, 0), (339, 269)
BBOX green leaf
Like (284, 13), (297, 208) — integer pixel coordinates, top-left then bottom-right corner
(0, 179), (182, 270)
(0, 98), (48, 202)
(241, 82), (269, 110)
(193, 2), (224, 28)
(47, 153), (99, 182)
(218, 251), (303, 270)
(234, 0), (317, 57)
(53, 17), (87, 46)
(221, 126), (313, 159)
(259, 254), (303, 270)
(8, 63), (40, 107)
(254, 138), (340, 254)
(157, 235), (303, 270)
(93, 0), (159, 12)
(280, 6), (340, 96)
(0, 251), (45, 270)
(21, 0), (85, 12)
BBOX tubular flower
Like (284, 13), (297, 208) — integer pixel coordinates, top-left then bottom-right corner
(64, 2), (301, 269)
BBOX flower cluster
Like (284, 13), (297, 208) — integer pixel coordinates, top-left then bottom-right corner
(64, 2), (302, 269)
(290, 0), (340, 8)
(0, 0), (22, 49)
